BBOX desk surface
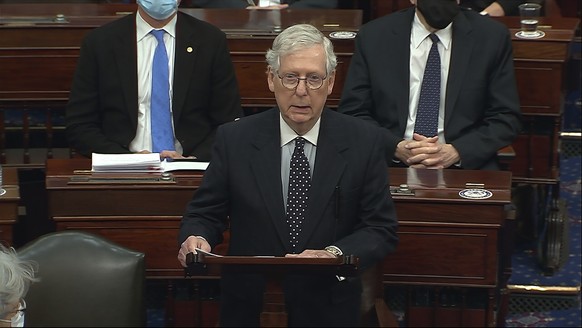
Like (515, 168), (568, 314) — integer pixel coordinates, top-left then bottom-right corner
(46, 158), (511, 200)
(0, 5), (362, 35)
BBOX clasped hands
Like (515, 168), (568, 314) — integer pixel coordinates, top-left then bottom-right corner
(178, 235), (335, 268)
(396, 133), (460, 169)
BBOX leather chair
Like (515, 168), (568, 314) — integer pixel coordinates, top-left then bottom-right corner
(17, 230), (146, 327)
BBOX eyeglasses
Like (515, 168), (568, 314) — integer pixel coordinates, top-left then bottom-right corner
(277, 72), (327, 90)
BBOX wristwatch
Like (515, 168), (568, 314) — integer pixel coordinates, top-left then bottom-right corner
(324, 245), (343, 257)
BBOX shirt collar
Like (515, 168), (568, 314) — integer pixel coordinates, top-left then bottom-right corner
(279, 113), (320, 147)
(136, 10), (177, 42)
(411, 11), (453, 51)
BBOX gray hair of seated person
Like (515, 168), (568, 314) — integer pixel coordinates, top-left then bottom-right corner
(266, 23), (337, 76)
(0, 244), (38, 318)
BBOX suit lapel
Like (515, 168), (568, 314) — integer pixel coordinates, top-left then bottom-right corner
(172, 13), (200, 122)
(296, 110), (347, 251)
(445, 12), (474, 127)
(114, 14), (139, 130)
(249, 110), (289, 247)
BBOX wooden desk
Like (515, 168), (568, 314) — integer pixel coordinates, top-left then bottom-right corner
(0, 5), (360, 164)
(367, 0), (565, 19)
(46, 158), (513, 327)
(386, 168), (514, 327)
(0, 5), (360, 109)
(45, 158), (203, 278)
(0, 166), (20, 246)
(498, 16), (579, 182)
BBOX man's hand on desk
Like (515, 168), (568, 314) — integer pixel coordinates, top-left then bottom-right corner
(178, 236), (211, 268)
(136, 150), (196, 161)
(285, 249), (337, 258)
(246, 4), (289, 10)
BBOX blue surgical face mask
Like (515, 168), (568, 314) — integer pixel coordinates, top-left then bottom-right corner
(137, 0), (178, 21)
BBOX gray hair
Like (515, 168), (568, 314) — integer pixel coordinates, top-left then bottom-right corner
(266, 24), (337, 75)
(0, 244), (38, 318)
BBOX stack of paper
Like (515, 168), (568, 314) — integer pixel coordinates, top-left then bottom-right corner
(91, 153), (162, 172)
(161, 160), (209, 172)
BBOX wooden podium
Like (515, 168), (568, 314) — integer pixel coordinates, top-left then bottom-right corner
(185, 252), (359, 327)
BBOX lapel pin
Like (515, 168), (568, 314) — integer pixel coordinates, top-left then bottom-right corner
(187, 47), (193, 53)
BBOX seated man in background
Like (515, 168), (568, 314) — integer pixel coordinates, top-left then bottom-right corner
(66, 0), (242, 161)
(185, 0), (337, 9)
(339, 0), (522, 170)
(177, 23), (398, 326)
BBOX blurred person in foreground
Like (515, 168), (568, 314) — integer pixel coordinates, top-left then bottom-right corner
(0, 244), (37, 328)
(177, 23), (398, 326)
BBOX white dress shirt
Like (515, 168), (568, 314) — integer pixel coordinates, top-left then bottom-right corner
(406, 12), (453, 143)
(280, 114), (320, 210)
(130, 12), (183, 154)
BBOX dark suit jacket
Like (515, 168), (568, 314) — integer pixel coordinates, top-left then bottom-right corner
(178, 108), (398, 326)
(338, 7), (522, 170)
(66, 11), (242, 161)
(187, 0), (337, 8)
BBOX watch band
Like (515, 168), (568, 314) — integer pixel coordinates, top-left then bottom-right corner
(324, 245), (343, 257)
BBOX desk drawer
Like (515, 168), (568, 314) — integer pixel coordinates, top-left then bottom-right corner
(383, 224), (499, 287)
(56, 218), (184, 278)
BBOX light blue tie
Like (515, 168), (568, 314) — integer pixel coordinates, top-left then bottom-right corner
(414, 34), (441, 138)
(151, 29), (175, 152)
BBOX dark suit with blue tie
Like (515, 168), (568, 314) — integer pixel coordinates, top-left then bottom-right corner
(66, 11), (242, 160)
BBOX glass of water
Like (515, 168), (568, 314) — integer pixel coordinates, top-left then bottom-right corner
(518, 3), (542, 38)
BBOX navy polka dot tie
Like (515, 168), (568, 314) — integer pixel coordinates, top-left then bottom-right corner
(286, 137), (311, 250)
(414, 33), (441, 138)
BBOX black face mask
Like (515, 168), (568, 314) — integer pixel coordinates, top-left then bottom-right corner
(417, 0), (460, 30)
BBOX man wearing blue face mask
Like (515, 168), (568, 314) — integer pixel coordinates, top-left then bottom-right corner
(339, 0), (521, 170)
(66, 0), (243, 161)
